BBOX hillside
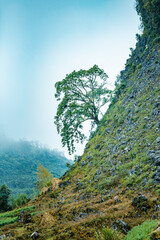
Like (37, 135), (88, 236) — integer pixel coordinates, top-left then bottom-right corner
(0, 0), (160, 239)
(0, 137), (71, 196)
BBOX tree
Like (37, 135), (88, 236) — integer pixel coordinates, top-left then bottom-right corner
(135, 0), (160, 36)
(35, 164), (53, 191)
(0, 184), (11, 212)
(54, 64), (112, 154)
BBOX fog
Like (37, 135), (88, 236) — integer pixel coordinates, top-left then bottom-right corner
(0, 0), (140, 158)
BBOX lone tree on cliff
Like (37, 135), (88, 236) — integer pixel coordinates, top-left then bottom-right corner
(54, 65), (112, 154)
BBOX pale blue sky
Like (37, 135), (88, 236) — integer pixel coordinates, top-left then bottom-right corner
(0, 0), (140, 157)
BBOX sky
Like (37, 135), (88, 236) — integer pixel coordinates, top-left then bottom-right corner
(0, 0), (140, 158)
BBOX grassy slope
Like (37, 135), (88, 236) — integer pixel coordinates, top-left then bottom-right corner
(0, 40), (159, 239)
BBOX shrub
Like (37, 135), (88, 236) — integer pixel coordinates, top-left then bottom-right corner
(157, 188), (160, 196)
(123, 220), (158, 240)
(95, 227), (120, 240)
(11, 193), (29, 209)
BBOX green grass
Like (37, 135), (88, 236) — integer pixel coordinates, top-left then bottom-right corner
(0, 216), (18, 227)
(95, 227), (121, 240)
(0, 205), (37, 227)
(0, 206), (34, 218)
(123, 220), (158, 240)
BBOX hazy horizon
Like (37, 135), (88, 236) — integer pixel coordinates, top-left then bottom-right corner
(0, 0), (140, 158)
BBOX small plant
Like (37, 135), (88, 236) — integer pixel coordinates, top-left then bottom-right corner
(95, 227), (120, 240)
(66, 162), (72, 169)
(157, 188), (160, 196)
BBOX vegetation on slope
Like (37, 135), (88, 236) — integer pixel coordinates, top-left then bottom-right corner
(135, 0), (160, 38)
(123, 220), (158, 240)
(0, 137), (71, 196)
(0, 1), (159, 239)
(0, 206), (35, 227)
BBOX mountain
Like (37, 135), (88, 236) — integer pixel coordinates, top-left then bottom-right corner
(0, 137), (71, 196)
(0, 0), (159, 239)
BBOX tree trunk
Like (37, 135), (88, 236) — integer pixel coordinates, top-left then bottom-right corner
(94, 116), (99, 125)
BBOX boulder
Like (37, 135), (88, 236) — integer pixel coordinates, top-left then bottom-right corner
(132, 195), (150, 210)
(96, 169), (102, 175)
(111, 220), (130, 234)
(59, 180), (70, 188)
(79, 212), (87, 218)
(95, 144), (101, 150)
(110, 187), (114, 194)
(31, 232), (39, 239)
(0, 234), (6, 240)
(156, 137), (160, 144)
(17, 210), (32, 223)
(81, 161), (86, 167)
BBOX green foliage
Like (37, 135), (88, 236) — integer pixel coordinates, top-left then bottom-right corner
(0, 184), (11, 212)
(0, 206), (34, 218)
(66, 162), (72, 169)
(95, 227), (120, 240)
(11, 193), (29, 209)
(114, 79), (127, 98)
(109, 75), (127, 109)
(0, 137), (71, 196)
(123, 220), (158, 240)
(135, 0), (160, 37)
(98, 175), (121, 190)
(36, 164), (53, 191)
(0, 216), (18, 226)
(0, 205), (35, 227)
(54, 64), (112, 154)
(157, 188), (160, 196)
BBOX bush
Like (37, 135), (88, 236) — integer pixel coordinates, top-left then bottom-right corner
(95, 227), (120, 240)
(123, 220), (158, 240)
(11, 193), (29, 209)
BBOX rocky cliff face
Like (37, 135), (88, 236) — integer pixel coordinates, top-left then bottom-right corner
(62, 34), (160, 195)
(37, 7), (159, 238)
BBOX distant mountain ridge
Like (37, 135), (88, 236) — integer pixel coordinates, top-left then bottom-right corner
(0, 137), (71, 196)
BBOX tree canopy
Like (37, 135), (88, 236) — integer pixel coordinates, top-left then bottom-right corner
(36, 164), (53, 191)
(0, 137), (71, 196)
(54, 64), (112, 154)
(0, 184), (11, 212)
(135, 0), (160, 37)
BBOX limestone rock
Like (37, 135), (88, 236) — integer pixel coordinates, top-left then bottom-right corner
(17, 210), (32, 223)
(31, 232), (39, 239)
(132, 194), (150, 210)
